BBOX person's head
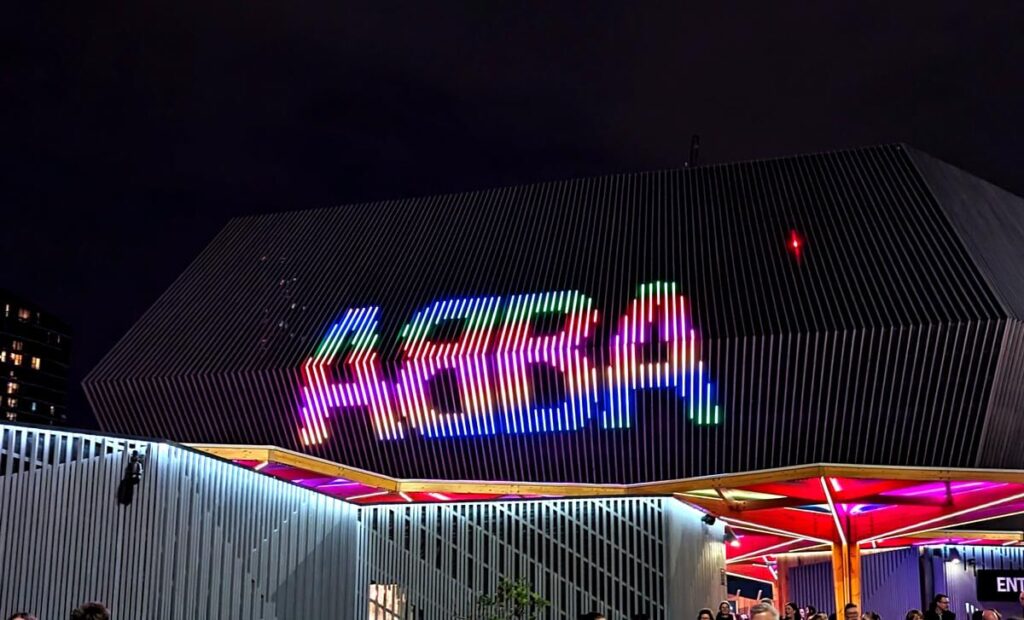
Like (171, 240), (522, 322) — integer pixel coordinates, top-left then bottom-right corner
(933, 595), (950, 614)
(751, 603), (781, 620)
(581, 614), (606, 620)
(8, 613), (37, 620)
(699, 609), (716, 620)
(982, 610), (1002, 620)
(845, 603), (860, 620)
(906, 610), (924, 620)
(862, 613), (880, 620)
(762, 599), (776, 607)
(813, 614), (829, 620)
(808, 608), (817, 617)
(786, 604), (801, 619)
(721, 602), (734, 616)
(70, 602), (109, 620)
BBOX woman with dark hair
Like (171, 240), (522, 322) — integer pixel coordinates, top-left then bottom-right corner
(718, 602), (736, 620)
(7, 613), (38, 620)
(699, 608), (716, 620)
(906, 610), (924, 620)
(785, 603), (803, 620)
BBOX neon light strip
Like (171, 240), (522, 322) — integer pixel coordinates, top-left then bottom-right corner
(348, 490), (389, 501)
(721, 516), (833, 545)
(728, 538), (808, 564)
(820, 476), (847, 546)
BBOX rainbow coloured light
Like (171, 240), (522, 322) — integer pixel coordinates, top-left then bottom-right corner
(605, 282), (718, 428)
(298, 282), (720, 444)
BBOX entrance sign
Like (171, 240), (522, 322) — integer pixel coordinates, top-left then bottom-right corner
(297, 282), (720, 445)
(977, 570), (1024, 601)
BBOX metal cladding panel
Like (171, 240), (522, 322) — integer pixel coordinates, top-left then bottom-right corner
(907, 147), (1024, 320)
(0, 424), (361, 619)
(788, 558), (836, 613)
(862, 548), (923, 620)
(0, 424), (726, 620)
(86, 144), (1021, 483)
(355, 498), (721, 619)
(977, 319), (1024, 469)
(787, 549), (924, 616)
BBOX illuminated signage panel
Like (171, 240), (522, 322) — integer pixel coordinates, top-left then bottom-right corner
(298, 282), (719, 444)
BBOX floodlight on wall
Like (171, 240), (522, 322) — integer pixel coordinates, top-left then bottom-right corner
(702, 514), (717, 526)
(947, 548), (961, 564)
(724, 526), (740, 547)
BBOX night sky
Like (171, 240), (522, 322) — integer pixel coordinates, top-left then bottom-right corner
(3, 3), (1022, 429)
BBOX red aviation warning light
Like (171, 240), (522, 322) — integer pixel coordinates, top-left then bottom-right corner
(787, 229), (805, 263)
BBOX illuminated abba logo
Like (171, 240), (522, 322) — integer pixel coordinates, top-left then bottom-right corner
(298, 282), (720, 445)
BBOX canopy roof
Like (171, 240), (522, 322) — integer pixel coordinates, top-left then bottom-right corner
(195, 444), (1024, 549)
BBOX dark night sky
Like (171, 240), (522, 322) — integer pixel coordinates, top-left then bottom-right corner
(2, 2), (1022, 428)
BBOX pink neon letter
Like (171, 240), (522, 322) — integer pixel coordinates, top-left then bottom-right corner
(299, 307), (401, 444)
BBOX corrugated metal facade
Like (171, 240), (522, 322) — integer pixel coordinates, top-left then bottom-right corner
(787, 549), (924, 617)
(937, 545), (1024, 619)
(0, 424), (361, 619)
(1, 423), (723, 619)
(83, 144), (1024, 484)
(788, 557), (836, 613)
(357, 498), (724, 619)
(862, 548), (923, 620)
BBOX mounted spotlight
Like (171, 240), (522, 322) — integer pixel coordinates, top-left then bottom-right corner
(701, 514), (717, 526)
(724, 526), (740, 548)
(947, 548), (962, 564)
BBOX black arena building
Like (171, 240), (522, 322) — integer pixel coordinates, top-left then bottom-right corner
(6, 144), (1021, 618)
(85, 144), (1024, 483)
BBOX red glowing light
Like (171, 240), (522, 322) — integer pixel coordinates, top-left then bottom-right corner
(787, 230), (804, 262)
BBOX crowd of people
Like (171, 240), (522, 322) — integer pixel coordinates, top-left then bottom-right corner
(5, 594), (1022, 619)
(679, 594), (1022, 620)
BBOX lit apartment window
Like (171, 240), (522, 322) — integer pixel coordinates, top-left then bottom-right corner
(0, 351), (5, 363)
(49, 405), (55, 415)
(6, 382), (17, 394)
(4, 412), (15, 421)
(30, 401), (36, 412)
(11, 354), (22, 366)
(17, 308), (30, 321)
(6, 397), (17, 409)
(30, 357), (41, 370)
(12, 340), (23, 351)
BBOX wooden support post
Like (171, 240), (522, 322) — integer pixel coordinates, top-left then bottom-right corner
(776, 555), (792, 611)
(831, 543), (862, 614)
